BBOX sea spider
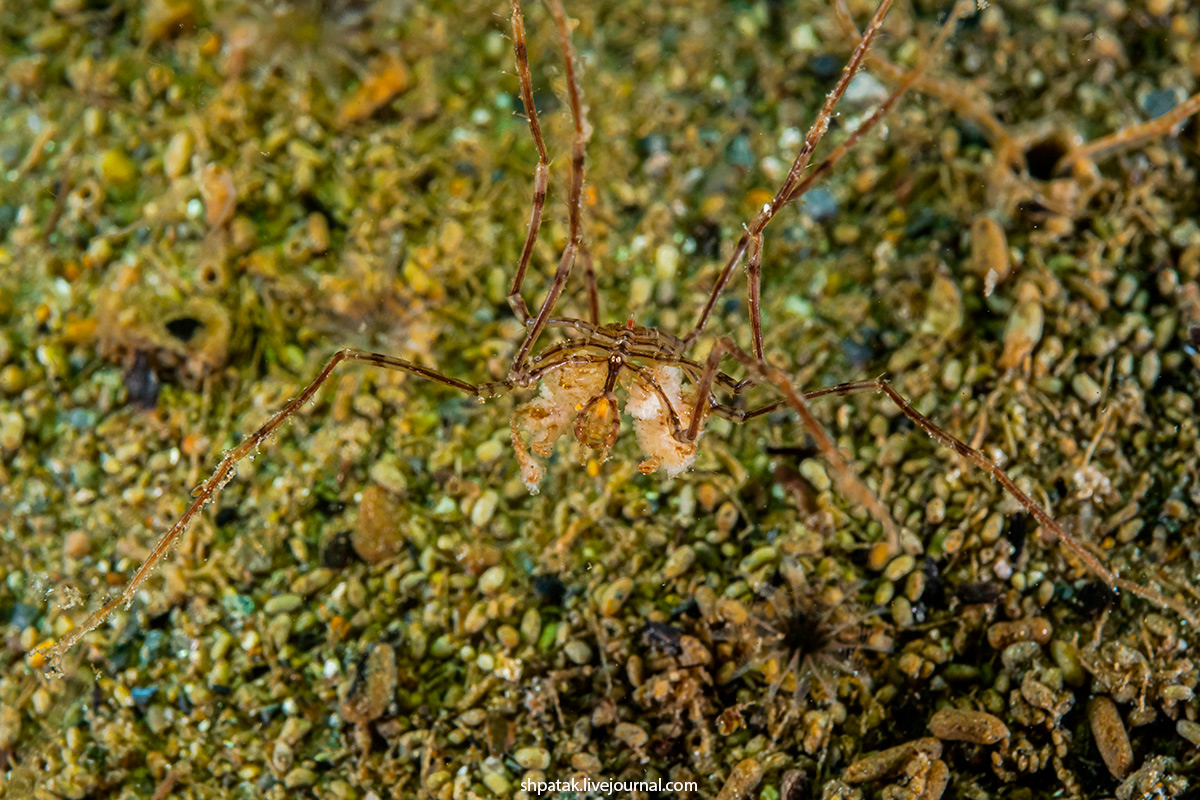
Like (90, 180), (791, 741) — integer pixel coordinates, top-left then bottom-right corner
(36, 0), (1200, 669)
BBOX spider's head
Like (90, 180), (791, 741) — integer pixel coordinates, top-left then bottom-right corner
(573, 392), (621, 451)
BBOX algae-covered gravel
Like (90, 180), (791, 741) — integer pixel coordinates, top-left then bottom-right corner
(2, 0), (1200, 798)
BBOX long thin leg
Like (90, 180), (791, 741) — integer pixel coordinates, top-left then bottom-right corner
(1066, 90), (1200, 169)
(707, 380), (892, 422)
(580, 243), (600, 325)
(831, 0), (1018, 165)
(683, 338), (904, 556)
(747, 232), (765, 361)
(683, 0), (895, 347)
(510, 0), (591, 379)
(507, 0), (552, 325)
(811, 378), (1200, 629)
(783, 2), (971, 206)
(687, 0), (975, 350)
(36, 349), (510, 668)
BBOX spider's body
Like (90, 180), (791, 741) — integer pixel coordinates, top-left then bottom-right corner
(511, 327), (705, 490)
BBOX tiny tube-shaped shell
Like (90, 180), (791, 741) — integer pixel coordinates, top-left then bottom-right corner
(1088, 696), (1133, 780)
(717, 758), (763, 800)
(844, 738), (944, 783)
(987, 617), (1052, 650)
(919, 759), (950, 800)
(929, 708), (1009, 745)
(998, 296), (1044, 369)
(970, 216), (1010, 288)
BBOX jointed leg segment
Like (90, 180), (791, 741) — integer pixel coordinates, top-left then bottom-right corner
(684, 0), (896, 347)
(676, 339), (1198, 627)
(682, 338), (905, 556)
(38, 348), (507, 667)
(747, 375), (1200, 629)
(510, 0), (592, 379)
(506, 0), (551, 327)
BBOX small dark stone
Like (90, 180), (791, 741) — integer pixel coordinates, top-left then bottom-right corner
(123, 350), (160, 410)
(1142, 88), (1181, 120)
(532, 574), (566, 606)
(139, 629), (165, 665)
(689, 220), (722, 259)
(956, 581), (1004, 605)
(810, 53), (841, 79)
(215, 506), (238, 526)
(725, 134), (755, 168)
(1189, 326), (1199, 348)
(799, 186), (838, 222)
(1006, 513), (1029, 559)
(640, 621), (683, 656)
(922, 557), (946, 610)
(841, 337), (875, 370)
(637, 133), (668, 157)
(9, 602), (38, 630)
(130, 686), (157, 706)
(321, 530), (359, 569)
(1074, 581), (1118, 615)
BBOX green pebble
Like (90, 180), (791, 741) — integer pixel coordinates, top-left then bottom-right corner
(264, 594), (303, 615)
(99, 148), (137, 186)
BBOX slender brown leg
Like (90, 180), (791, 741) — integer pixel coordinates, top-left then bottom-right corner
(1066, 90), (1200, 168)
(747, 232), (765, 362)
(810, 378), (1200, 629)
(580, 243), (600, 325)
(683, 0), (895, 347)
(682, 338), (904, 556)
(711, 398), (786, 422)
(507, 0), (552, 325)
(687, 0), (976, 351)
(783, 2), (973, 205)
(35, 349), (508, 668)
(831, 0), (1017, 164)
(707, 381), (884, 422)
(510, 0), (591, 379)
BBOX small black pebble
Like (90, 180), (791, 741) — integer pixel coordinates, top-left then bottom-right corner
(321, 530), (358, 569)
(956, 581), (1004, 605)
(640, 621), (684, 656)
(533, 574), (566, 606)
(123, 351), (160, 410)
(1074, 581), (1118, 615)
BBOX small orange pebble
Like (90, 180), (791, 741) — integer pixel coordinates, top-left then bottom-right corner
(106, 572), (127, 586)
(181, 433), (201, 457)
(700, 194), (726, 217)
(28, 640), (58, 669)
(929, 708), (1009, 745)
(199, 163), (236, 228)
(987, 617), (1052, 649)
(583, 185), (598, 206)
(199, 31), (220, 57)
(329, 615), (350, 640)
(337, 51), (409, 127)
(745, 187), (774, 211)
(449, 177), (469, 198)
(697, 482), (721, 512)
(62, 261), (81, 282)
(63, 317), (97, 344)
(35, 304), (51, 325)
